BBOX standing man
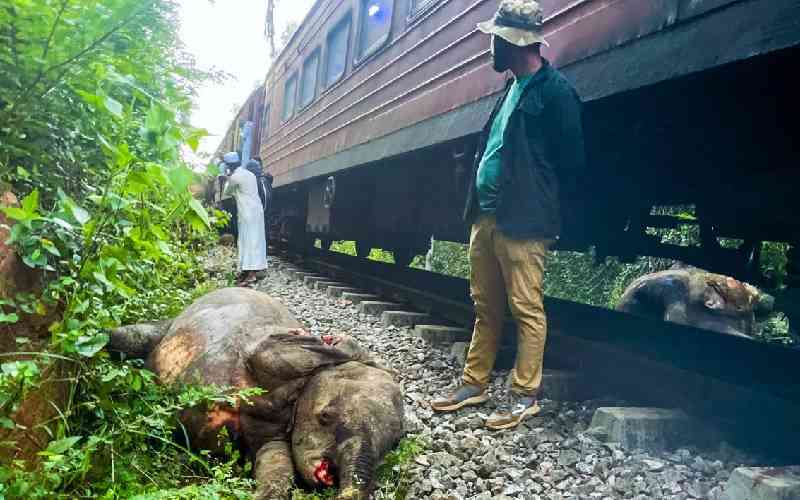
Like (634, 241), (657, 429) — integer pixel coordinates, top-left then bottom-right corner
(263, 170), (274, 251)
(431, 0), (586, 430)
(221, 152), (268, 285)
(246, 158), (268, 215)
(246, 157), (273, 259)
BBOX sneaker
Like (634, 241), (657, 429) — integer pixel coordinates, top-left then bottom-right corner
(430, 384), (489, 412)
(485, 392), (540, 430)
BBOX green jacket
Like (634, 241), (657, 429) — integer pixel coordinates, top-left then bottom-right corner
(464, 60), (586, 243)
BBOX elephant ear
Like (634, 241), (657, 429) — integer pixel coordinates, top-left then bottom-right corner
(108, 320), (172, 359)
(247, 333), (356, 389)
(314, 335), (399, 378)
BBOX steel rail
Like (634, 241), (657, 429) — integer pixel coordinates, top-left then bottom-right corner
(278, 245), (800, 460)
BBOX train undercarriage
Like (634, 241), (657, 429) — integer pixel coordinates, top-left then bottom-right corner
(273, 44), (799, 289)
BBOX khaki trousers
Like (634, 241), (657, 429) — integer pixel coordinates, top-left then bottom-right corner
(462, 215), (551, 396)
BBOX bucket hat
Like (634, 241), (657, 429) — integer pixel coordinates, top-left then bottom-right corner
(477, 0), (549, 47)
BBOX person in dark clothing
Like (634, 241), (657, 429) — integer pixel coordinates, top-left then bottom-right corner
(246, 157), (273, 258)
(263, 171), (273, 216)
(246, 159), (268, 212)
(431, 0), (586, 431)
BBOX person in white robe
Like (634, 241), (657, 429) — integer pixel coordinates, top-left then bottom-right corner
(221, 152), (267, 285)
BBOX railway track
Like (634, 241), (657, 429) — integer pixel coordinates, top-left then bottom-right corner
(272, 245), (800, 463)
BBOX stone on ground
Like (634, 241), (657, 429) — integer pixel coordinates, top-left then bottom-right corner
(722, 466), (800, 500)
(327, 286), (361, 298)
(382, 311), (432, 328)
(588, 407), (693, 452)
(413, 324), (471, 345)
(303, 275), (330, 287)
(288, 270), (316, 280)
(249, 255), (760, 500)
(341, 292), (379, 304)
(359, 301), (404, 316)
(313, 281), (343, 291)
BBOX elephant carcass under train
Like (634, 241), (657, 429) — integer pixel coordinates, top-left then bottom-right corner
(616, 267), (774, 338)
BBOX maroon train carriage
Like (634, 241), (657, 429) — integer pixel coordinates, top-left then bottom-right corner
(217, 0), (800, 280)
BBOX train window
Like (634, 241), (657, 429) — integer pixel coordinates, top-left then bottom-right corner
(324, 16), (351, 88)
(356, 0), (394, 62)
(299, 49), (321, 109)
(282, 73), (298, 122)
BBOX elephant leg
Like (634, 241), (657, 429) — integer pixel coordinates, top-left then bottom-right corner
(253, 440), (295, 500)
(108, 319), (172, 358)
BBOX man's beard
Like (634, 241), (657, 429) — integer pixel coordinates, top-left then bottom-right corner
(491, 36), (512, 73)
(492, 54), (511, 72)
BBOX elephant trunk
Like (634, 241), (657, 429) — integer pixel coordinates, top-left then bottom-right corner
(336, 436), (376, 500)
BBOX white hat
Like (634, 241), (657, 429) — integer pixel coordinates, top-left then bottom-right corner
(223, 151), (240, 165)
(477, 0), (549, 48)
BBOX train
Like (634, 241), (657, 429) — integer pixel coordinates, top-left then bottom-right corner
(211, 0), (800, 282)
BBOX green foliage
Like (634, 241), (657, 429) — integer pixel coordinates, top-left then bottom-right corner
(328, 240), (355, 256)
(0, 0), (246, 498)
(545, 250), (631, 308)
(328, 240), (395, 264)
(761, 242), (790, 289)
(759, 313), (792, 344)
(291, 488), (338, 500)
(373, 437), (425, 499)
(426, 241), (470, 279)
(0, 359), (260, 499)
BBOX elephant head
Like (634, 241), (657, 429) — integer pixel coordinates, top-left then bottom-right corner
(291, 359), (404, 499)
(617, 268), (773, 337)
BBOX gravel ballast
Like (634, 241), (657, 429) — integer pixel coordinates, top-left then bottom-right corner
(247, 258), (765, 500)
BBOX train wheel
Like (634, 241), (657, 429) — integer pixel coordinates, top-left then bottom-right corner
(392, 248), (415, 267)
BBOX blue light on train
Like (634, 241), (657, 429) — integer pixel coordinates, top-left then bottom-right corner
(368, 4), (381, 17)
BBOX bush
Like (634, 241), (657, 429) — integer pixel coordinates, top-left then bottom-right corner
(0, 0), (247, 497)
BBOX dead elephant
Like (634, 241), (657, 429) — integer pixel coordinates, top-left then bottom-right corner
(616, 267), (773, 337)
(109, 287), (405, 499)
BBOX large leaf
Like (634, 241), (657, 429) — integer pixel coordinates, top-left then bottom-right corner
(92, 271), (115, 291)
(0, 313), (19, 324)
(1, 361), (39, 378)
(74, 333), (109, 358)
(125, 171), (153, 194)
(76, 90), (104, 109)
(21, 190), (39, 214)
(186, 127), (209, 153)
(71, 204), (90, 225)
(1, 207), (30, 221)
(188, 199), (211, 228)
(48, 216), (75, 231)
(168, 165), (194, 194)
(103, 96), (124, 118)
(44, 436), (82, 455)
(40, 238), (61, 256)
